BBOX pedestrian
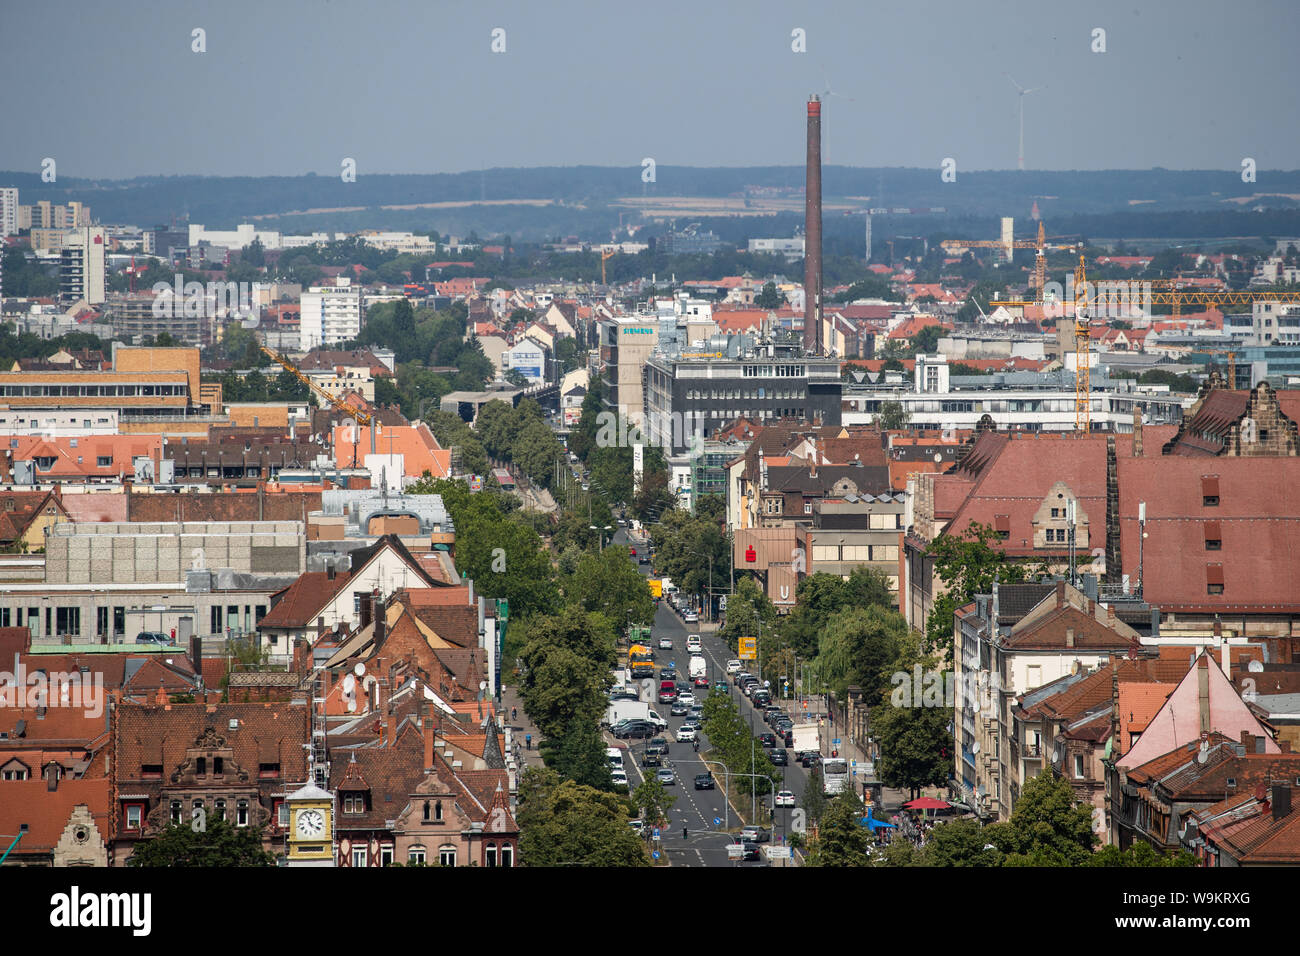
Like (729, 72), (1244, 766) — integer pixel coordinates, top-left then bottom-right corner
(525, 733), (532, 751)
(693, 738), (699, 753)
(511, 706), (517, 723)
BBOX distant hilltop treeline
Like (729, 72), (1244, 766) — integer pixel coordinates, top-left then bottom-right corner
(2, 165), (1298, 239)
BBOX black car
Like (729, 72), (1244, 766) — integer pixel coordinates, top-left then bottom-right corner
(613, 720), (655, 739)
(798, 750), (820, 768)
(758, 733), (776, 749)
(730, 840), (761, 862)
(660, 670), (680, 683)
(751, 691), (772, 708)
(694, 772), (715, 790)
(769, 748), (789, 766)
(780, 730), (794, 748)
(763, 707), (783, 725)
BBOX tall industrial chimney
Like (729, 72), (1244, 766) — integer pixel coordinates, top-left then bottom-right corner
(804, 95), (822, 354)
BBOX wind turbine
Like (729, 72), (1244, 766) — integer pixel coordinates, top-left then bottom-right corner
(818, 66), (854, 167)
(1005, 74), (1042, 171)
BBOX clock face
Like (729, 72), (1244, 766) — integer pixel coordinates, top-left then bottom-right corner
(296, 809), (325, 838)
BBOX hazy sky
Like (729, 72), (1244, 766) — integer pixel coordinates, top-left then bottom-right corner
(2, 0), (1296, 179)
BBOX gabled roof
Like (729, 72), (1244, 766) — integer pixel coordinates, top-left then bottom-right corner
(1117, 653), (1279, 769)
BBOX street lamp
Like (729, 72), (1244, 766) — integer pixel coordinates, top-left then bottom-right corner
(683, 547), (714, 624)
(589, 524), (612, 552)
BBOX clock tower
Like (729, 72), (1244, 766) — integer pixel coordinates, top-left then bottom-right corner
(285, 782), (335, 867)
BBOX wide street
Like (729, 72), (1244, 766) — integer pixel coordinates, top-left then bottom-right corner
(608, 527), (836, 867)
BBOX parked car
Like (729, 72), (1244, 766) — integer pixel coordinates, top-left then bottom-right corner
(694, 772), (715, 790)
(670, 700), (690, 716)
(726, 659), (742, 673)
(611, 770), (629, 788)
(646, 711), (668, 732)
(758, 733), (776, 749)
(741, 825), (771, 844)
(658, 637), (674, 650)
(769, 748), (789, 766)
(135, 631), (174, 646)
(655, 767), (676, 786)
(641, 751), (663, 767)
(775, 790), (797, 808)
(676, 725), (697, 742)
(612, 720), (655, 739)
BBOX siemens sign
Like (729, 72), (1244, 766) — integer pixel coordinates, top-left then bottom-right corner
(621, 327), (656, 335)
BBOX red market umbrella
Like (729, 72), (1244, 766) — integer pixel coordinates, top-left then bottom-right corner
(903, 797), (950, 810)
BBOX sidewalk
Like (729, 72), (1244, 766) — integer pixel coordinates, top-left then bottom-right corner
(499, 683), (546, 771)
(774, 698), (914, 812)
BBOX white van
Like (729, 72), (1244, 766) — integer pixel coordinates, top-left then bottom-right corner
(606, 747), (625, 770)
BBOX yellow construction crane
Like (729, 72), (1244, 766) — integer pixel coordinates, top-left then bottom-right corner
(259, 344), (376, 456)
(943, 222), (1074, 293)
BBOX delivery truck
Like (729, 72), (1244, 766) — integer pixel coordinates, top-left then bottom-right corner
(689, 655), (708, 686)
(605, 699), (653, 728)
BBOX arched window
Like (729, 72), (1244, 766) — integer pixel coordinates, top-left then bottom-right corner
(501, 843), (513, 868)
(422, 800), (430, 821)
(438, 844), (456, 867)
(435, 800), (443, 821)
(485, 842), (497, 868)
(408, 845), (426, 865)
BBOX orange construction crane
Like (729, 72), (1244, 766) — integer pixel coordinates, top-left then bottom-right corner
(259, 344), (375, 457)
(1074, 254), (1092, 433)
(600, 248), (617, 285)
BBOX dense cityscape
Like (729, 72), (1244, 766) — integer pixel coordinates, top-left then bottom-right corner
(0, 4), (1296, 932)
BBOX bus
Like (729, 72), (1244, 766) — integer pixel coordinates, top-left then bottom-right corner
(822, 757), (849, 796)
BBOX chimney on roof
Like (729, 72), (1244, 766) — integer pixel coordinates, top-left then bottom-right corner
(424, 709), (435, 771)
(1056, 580), (1065, 609)
(1107, 603), (1117, 628)
(1222, 636), (1231, 681)
(1132, 404), (1143, 457)
(1273, 782), (1293, 821)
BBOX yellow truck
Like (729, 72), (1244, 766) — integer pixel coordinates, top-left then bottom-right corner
(628, 643), (655, 679)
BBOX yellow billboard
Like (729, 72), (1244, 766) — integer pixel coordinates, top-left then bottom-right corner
(739, 636), (757, 660)
(648, 578), (663, 598)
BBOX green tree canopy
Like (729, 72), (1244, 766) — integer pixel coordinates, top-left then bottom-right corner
(127, 819), (275, 867)
(516, 768), (648, 867)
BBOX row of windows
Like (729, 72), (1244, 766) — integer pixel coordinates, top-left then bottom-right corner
(685, 387), (806, 401)
(0, 604), (266, 639)
(0, 384), (186, 397)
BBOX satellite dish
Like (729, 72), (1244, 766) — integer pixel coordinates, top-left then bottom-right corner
(933, 453), (943, 463)
(353, 662), (366, 677)
(1197, 741), (1210, 764)
(342, 674), (356, 694)
(1248, 660), (1264, 673)
(1051, 750), (1060, 765)
(971, 741), (980, 754)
